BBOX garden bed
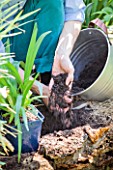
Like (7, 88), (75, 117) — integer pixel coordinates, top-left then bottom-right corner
(39, 98), (113, 170)
(1, 97), (113, 170)
(1, 73), (113, 170)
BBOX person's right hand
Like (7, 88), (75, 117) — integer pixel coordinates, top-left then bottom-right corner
(49, 52), (74, 91)
(49, 52), (74, 112)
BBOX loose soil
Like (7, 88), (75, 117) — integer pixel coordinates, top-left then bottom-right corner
(74, 56), (106, 89)
(42, 73), (111, 136)
(1, 98), (113, 170)
(71, 27), (109, 90)
(1, 74), (113, 170)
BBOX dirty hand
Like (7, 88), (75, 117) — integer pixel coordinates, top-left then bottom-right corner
(49, 20), (82, 90)
(49, 21), (82, 112)
(49, 53), (74, 90)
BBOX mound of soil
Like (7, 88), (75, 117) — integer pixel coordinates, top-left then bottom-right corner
(41, 74), (111, 136)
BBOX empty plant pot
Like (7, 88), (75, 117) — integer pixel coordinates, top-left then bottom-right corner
(71, 28), (113, 101)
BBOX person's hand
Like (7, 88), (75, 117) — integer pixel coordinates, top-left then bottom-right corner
(49, 53), (74, 90)
(49, 53), (74, 113)
(49, 20), (82, 90)
(49, 20), (82, 112)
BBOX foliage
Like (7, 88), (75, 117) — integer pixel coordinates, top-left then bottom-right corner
(0, 25), (49, 162)
(0, 120), (20, 155)
(0, 0), (50, 163)
(0, 0), (40, 40)
(83, 0), (113, 27)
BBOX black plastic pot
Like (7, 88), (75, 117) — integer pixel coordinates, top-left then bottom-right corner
(6, 110), (44, 154)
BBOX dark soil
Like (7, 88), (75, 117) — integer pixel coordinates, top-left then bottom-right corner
(1, 73), (113, 170)
(41, 98), (111, 136)
(71, 27), (109, 90)
(40, 73), (111, 136)
(74, 59), (106, 89)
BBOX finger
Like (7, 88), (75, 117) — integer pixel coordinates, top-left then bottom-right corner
(64, 95), (72, 103)
(66, 72), (74, 86)
(60, 57), (74, 86)
(64, 107), (70, 113)
(69, 81), (73, 90)
(49, 78), (54, 91)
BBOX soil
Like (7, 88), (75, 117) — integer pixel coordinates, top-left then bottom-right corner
(41, 73), (111, 136)
(1, 74), (113, 170)
(1, 98), (113, 170)
(74, 40), (108, 89)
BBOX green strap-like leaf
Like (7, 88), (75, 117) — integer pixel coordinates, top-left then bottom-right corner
(17, 8), (41, 21)
(22, 80), (34, 106)
(35, 31), (51, 57)
(15, 94), (22, 126)
(5, 62), (22, 84)
(24, 23), (38, 81)
(21, 107), (29, 131)
(17, 120), (22, 163)
(0, 161), (6, 165)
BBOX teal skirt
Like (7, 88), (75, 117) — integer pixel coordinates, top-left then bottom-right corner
(10, 0), (65, 73)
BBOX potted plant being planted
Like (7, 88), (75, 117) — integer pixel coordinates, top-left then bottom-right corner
(0, 2), (50, 161)
(0, 22), (50, 159)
